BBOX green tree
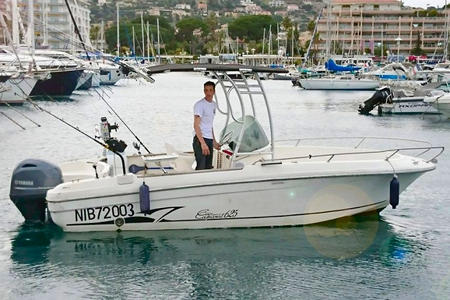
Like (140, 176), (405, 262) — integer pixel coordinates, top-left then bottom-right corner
(228, 15), (277, 41)
(175, 17), (209, 41)
(411, 31), (424, 55)
(281, 16), (293, 31)
(307, 20), (316, 33)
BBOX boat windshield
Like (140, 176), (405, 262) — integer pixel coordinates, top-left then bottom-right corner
(220, 115), (269, 153)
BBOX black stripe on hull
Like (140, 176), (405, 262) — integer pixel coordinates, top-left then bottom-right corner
(66, 200), (387, 227)
(30, 70), (83, 96)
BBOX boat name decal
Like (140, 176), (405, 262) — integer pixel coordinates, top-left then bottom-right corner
(195, 209), (238, 220)
(74, 204), (135, 222)
(398, 103), (431, 108)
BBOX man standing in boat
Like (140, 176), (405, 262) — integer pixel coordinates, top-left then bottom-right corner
(193, 81), (221, 170)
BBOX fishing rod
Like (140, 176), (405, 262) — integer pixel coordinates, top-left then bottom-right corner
(2, 100), (41, 128)
(11, 70), (143, 174)
(64, 0), (90, 61)
(24, 95), (127, 175)
(91, 87), (152, 154)
(10, 58), (153, 156)
(0, 111), (26, 130)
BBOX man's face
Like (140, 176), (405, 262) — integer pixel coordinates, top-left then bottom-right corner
(204, 85), (215, 101)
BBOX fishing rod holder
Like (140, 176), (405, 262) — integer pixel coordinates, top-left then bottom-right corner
(100, 116), (119, 141)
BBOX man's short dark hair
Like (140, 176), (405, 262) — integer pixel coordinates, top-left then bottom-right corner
(204, 81), (216, 89)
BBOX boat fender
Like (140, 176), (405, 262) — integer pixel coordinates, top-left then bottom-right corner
(140, 181), (151, 214)
(389, 176), (400, 209)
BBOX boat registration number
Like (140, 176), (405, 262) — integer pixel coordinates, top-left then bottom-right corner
(74, 204), (135, 222)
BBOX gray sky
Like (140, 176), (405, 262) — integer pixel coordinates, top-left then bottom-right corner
(402, 0), (447, 8)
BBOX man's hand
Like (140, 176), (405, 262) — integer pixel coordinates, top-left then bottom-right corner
(201, 142), (210, 155)
(213, 140), (221, 150)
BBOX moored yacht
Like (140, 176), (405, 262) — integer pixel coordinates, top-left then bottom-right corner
(0, 48), (84, 97)
(0, 72), (38, 105)
(9, 64), (443, 232)
(297, 74), (379, 90)
(424, 92), (450, 119)
(359, 86), (441, 115)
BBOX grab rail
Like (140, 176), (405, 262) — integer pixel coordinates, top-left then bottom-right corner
(277, 136), (432, 148)
(254, 146), (444, 164)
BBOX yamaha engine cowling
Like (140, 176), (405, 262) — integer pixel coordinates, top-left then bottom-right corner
(10, 159), (63, 223)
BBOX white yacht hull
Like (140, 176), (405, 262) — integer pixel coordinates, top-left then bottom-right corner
(75, 70), (93, 90)
(380, 97), (440, 114)
(428, 98), (450, 118)
(47, 153), (433, 232)
(299, 78), (379, 90)
(100, 68), (125, 85)
(0, 76), (37, 105)
(91, 71), (100, 87)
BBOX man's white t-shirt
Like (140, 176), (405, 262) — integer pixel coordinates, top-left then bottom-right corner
(194, 98), (216, 139)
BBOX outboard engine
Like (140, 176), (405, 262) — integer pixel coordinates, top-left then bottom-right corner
(358, 87), (392, 115)
(10, 159), (63, 223)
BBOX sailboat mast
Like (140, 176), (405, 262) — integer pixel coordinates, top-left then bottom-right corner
(141, 11), (145, 58)
(291, 28), (294, 60)
(11, 0), (19, 47)
(326, 0), (331, 58)
(116, 2), (120, 56)
(132, 26), (135, 57)
(100, 20), (105, 52)
(146, 21), (150, 62)
(28, 0), (35, 51)
(42, 0), (48, 46)
(277, 23), (279, 55)
(157, 18), (160, 64)
(262, 27), (265, 55)
(444, 0), (448, 61)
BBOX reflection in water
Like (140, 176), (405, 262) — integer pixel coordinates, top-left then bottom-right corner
(9, 217), (426, 298)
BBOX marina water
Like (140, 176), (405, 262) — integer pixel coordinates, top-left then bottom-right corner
(0, 73), (449, 299)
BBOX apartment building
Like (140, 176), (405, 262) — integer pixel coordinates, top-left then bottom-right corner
(316, 0), (449, 57)
(0, 0), (91, 51)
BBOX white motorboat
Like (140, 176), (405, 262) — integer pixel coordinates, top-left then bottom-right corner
(298, 75), (379, 90)
(9, 65), (443, 232)
(359, 86), (440, 115)
(424, 91), (450, 119)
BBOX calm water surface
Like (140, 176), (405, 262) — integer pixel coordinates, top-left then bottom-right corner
(0, 73), (449, 299)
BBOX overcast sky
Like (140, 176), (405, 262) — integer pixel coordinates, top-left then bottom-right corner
(402, 0), (447, 8)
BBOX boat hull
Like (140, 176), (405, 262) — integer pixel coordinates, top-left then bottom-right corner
(299, 79), (379, 90)
(380, 97), (440, 114)
(100, 68), (124, 85)
(430, 101), (450, 118)
(75, 71), (93, 90)
(48, 170), (425, 232)
(30, 69), (83, 96)
(0, 76), (38, 105)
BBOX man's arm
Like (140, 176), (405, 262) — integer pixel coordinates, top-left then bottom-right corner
(212, 131), (220, 150)
(194, 115), (210, 155)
